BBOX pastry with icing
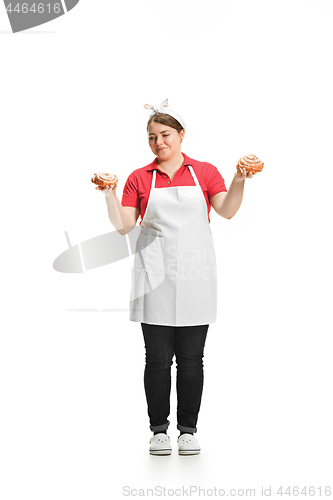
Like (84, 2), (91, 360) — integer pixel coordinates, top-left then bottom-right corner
(237, 154), (264, 174)
(91, 173), (118, 190)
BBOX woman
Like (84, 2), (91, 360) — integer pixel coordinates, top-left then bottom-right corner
(101, 100), (255, 456)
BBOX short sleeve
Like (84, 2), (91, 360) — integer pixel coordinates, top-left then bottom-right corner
(121, 171), (140, 208)
(205, 163), (227, 200)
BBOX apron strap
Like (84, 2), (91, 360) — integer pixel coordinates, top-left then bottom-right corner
(152, 169), (157, 189)
(188, 165), (200, 186)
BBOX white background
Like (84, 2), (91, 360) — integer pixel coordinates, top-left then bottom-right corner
(1, 0), (332, 498)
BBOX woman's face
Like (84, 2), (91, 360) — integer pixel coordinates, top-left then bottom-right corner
(148, 121), (184, 162)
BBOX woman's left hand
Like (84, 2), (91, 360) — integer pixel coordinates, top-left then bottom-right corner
(234, 165), (256, 182)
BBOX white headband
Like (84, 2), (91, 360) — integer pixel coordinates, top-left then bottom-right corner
(144, 98), (186, 129)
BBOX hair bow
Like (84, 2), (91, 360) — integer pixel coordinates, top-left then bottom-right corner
(143, 98), (186, 129)
(144, 98), (169, 113)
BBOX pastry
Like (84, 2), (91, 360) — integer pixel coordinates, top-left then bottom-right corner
(91, 173), (118, 190)
(237, 154), (264, 174)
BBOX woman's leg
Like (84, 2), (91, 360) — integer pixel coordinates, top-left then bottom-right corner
(141, 323), (175, 433)
(175, 324), (209, 434)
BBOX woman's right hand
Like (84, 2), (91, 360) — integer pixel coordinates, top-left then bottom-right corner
(96, 184), (117, 197)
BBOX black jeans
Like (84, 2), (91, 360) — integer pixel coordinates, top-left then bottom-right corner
(141, 323), (209, 434)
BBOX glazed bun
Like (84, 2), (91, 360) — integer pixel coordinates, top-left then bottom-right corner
(237, 154), (264, 174)
(91, 173), (118, 190)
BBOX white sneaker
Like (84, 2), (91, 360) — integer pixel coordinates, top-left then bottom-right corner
(177, 433), (201, 455)
(149, 433), (172, 456)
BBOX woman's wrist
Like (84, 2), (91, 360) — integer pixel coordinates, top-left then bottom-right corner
(233, 174), (246, 184)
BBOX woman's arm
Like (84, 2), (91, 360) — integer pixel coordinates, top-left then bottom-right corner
(210, 167), (254, 219)
(103, 185), (140, 235)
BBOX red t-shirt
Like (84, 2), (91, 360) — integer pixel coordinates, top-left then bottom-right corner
(121, 152), (227, 225)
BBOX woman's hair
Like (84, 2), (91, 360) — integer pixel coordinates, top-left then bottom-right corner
(147, 113), (184, 133)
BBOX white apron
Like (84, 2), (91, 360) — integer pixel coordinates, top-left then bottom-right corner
(129, 164), (217, 326)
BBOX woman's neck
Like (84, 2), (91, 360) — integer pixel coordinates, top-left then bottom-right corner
(157, 152), (184, 172)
